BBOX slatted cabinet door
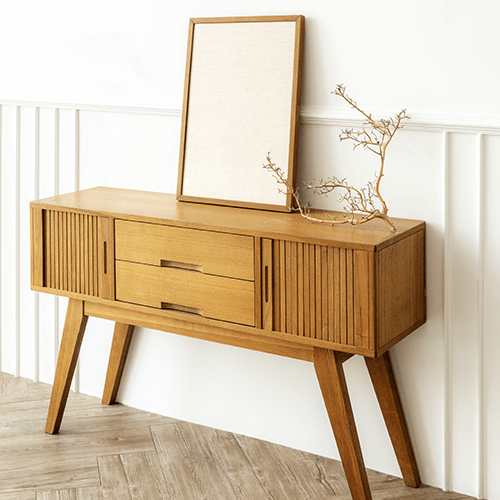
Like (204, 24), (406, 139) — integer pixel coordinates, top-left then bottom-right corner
(30, 206), (114, 300)
(260, 230), (425, 355)
(260, 238), (375, 351)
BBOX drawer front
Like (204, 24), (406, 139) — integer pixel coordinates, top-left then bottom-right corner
(116, 261), (255, 326)
(115, 220), (254, 281)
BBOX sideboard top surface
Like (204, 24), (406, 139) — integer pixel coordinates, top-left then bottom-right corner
(32, 187), (425, 251)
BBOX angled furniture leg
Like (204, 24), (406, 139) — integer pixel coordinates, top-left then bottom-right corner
(365, 351), (421, 488)
(102, 323), (135, 405)
(45, 299), (88, 435)
(314, 347), (372, 500)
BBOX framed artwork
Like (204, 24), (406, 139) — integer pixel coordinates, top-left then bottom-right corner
(176, 15), (305, 211)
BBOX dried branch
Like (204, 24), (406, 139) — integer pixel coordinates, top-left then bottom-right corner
(264, 85), (409, 232)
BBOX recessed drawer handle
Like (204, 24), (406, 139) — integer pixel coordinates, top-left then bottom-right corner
(160, 260), (203, 272)
(161, 302), (204, 317)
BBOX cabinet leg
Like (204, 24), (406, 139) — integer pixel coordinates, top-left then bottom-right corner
(314, 347), (372, 500)
(102, 323), (134, 405)
(45, 299), (88, 435)
(365, 352), (421, 488)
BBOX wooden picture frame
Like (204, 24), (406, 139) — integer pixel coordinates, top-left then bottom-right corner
(176, 15), (305, 212)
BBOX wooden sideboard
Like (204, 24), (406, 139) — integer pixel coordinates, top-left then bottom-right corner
(30, 186), (426, 500)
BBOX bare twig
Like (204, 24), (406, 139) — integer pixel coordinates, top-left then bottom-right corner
(264, 85), (408, 232)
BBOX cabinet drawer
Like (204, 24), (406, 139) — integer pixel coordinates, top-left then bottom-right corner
(115, 220), (254, 281)
(115, 261), (255, 326)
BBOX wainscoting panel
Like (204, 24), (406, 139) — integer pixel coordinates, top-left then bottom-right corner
(1, 99), (500, 499)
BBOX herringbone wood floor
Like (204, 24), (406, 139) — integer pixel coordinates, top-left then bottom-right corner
(0, 372), (476, 500)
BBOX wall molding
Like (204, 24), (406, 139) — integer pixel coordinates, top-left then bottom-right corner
(301, 107), (500, 135)
(2, 99), (500, 135)
(0, 99), (182, 118)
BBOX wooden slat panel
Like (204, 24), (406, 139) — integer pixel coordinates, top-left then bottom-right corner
(51, 210), (57, 290)
(303, 243), (310, 337)
(309, 243), (316, 338)
(285, 240), (293, 334)
(333, 248), (341, 344)
(30, 207), (44, 287)
(327, 246), (335, 343)
(354, 250), (374, 350)
(297, 242), (304, 337)
(66, 212), (70, 292)
(83, 214), (89, 296)
(76, 214), (82, 294)
(88, 216), (93, 296)
(71, 213), (76, 293)
(40, 210), (101, 298)
(321, 245), (328, 342)
(44, 210), (50, 288)
(279, 240), (286, 333)
(93, 216), (99, 297)
(58, 211), (64, 291)
(315, 245), (322, 341)
(60, 211), (65, 292)
(272, 239), (281, 331)
(340, 248), (347, 344)
(347, 249), (355, 346)
(291, 241), (298, 335)
(263, 239), (376, 350)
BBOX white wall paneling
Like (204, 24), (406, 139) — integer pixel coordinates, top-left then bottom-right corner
(1, 100), (500, 499)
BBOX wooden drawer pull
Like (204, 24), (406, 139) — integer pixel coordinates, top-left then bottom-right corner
(160, 260), (203, 272)
(161, 302), (204, 317)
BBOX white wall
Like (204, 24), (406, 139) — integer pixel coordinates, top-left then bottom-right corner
(1, 1), (500, 498)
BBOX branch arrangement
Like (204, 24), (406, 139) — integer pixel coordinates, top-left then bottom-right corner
(264, 84), (409, 232)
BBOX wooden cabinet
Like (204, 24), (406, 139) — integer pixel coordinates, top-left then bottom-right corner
(30, 186), (426, 500)
(31, 186), (425, 358)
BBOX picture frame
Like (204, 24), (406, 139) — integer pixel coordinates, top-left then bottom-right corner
(176, 15), (305, 211)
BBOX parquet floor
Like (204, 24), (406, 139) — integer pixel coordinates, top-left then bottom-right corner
(0, 372), (476, 500)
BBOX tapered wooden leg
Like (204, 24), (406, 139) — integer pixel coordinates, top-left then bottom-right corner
(102, 323), (135, 405)
(314, 347), (372, 500)
(45, 299), (88, 435)
(365, 352), (421, 488)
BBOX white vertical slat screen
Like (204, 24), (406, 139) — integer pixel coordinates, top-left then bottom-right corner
(0, 99), (499, 499)
(34, 107), (40, 382)
(442, 129), (452, 492)
(476, 133), (486, 500)
(1, 105), (20, 377)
